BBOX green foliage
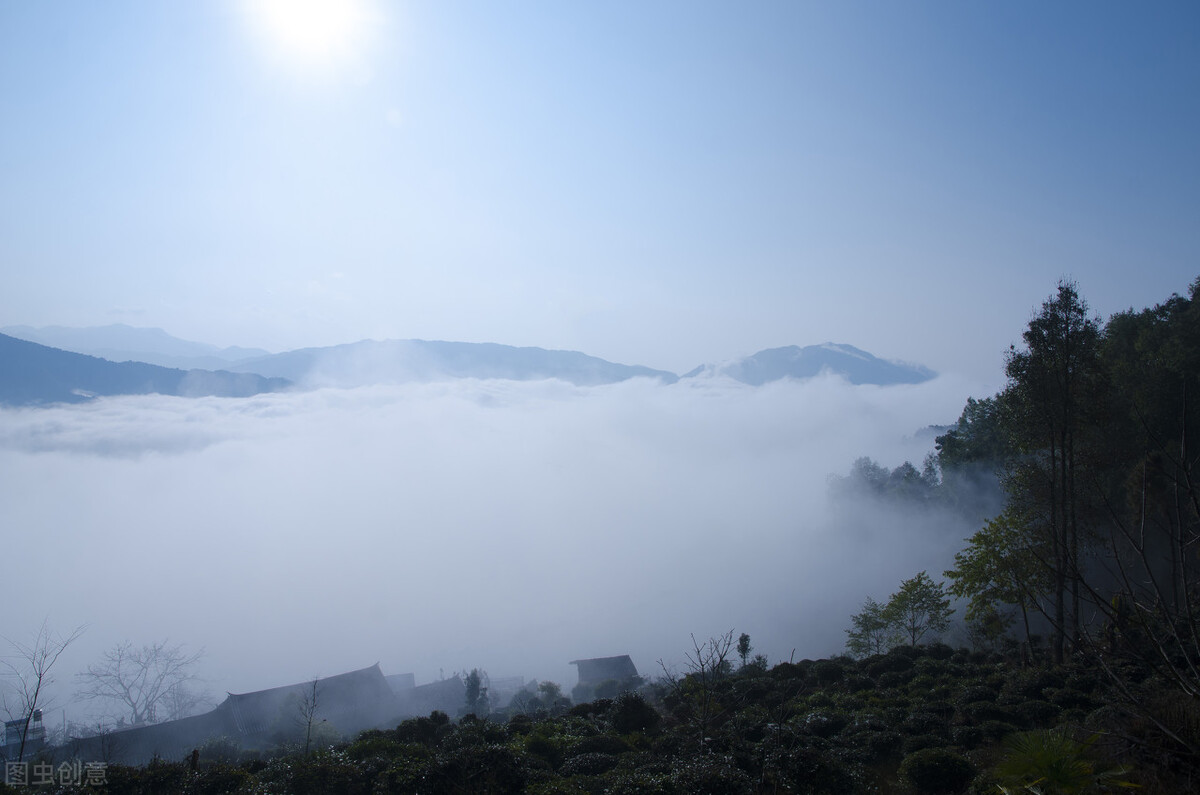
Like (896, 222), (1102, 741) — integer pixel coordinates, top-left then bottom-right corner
(946, 506), (1046, 639)
(831, 455), (943, 508)
(847, 572), (953, 657)
(994, 730), (1138, 794)
(899, 747), (977, 794)
(197, 734), (240, 764)
(609, 691), (660, 735)
(772, 746), (861, 794)
(885, 571), (953, 646)
(559, 751), (619, 776)
(737, 632), (752, 668)
(427, 742), (528, 794)
(846, 597), (897, 658)
(394, 710), (451, 746)
(462, 668), (489, 717)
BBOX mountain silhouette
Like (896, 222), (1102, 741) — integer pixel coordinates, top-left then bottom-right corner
(682, 343), (935, 386)
(227, 339), (679, 388)
(0, 334), (291, 406)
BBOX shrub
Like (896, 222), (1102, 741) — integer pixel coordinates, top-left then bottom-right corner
(198, 734), (241, 764)
(568, 698), (613, 718)
(909, 673), (938, 691)
(811, 659), (845, 684)
(954, 685), (998, 706)
(670, 756), (756, 794)
(610, 691), (661, 734)
(770, 661), (808, 680)
(506, 713), (534, 736)
(378, 745), (437, 792)
(846, 714), (889, 734)
(1011, 699), (1062, 728)
(599, 766), (673, 795)
(427, 743), (527, 794)
(993, 729), (1134, 795)
(773, 746), (860, 794)
(346, 732), (407, 761)
(803, 710), (849, 738)
(978, 720), (1020, 742)
(915, 656), (950, 677)
(898, 747), (976, 794)
(960, 700), (1013, 723)
(845, 674), (875, 692)
(849, 730), (903, 761)
(950, 725), (983, 749)
(927, 642), (955, 660)
(903, 733), (949, 753)
(998, 669), (1065, 704)
(1065, 668), (1101, 693)
(560, 751), (619, 776)
(189, 763), (253, 795)
(868, 653), (915, 677)
(901, 711), (947, 737)
(394, 710), (450, 746)
(806, 691), (835, 709)
(877, 669), (916, 688)
(570, 733), (631, 757)
(1045, 687), (1097, 711)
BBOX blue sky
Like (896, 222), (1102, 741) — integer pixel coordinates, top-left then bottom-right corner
(2, 1), (1197, 386)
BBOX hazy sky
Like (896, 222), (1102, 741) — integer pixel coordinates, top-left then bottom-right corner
(2, 1), (1197, 386)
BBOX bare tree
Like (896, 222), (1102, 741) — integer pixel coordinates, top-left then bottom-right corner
(297, 677), (320, 755)
(1, 621), (85, 762)
(161, 681), (214, 722)
(658, 630), (736, 752)
(77, 640), (203, 725)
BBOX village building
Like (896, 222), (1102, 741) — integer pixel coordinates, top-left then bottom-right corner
(63, 664), (397, 765)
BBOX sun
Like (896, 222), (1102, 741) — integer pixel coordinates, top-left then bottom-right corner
(245, 0), (374, 68)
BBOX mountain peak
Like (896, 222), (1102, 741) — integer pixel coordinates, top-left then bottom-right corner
(683, 343), (935, 386)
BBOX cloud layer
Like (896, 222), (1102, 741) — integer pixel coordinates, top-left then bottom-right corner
(1, 374), (981, 715)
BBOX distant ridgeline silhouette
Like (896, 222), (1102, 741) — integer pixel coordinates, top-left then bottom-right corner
(0, 325), (938, 403)
(0, 333), (291, 406)
(225, 339), (680, 387)
(0, 323), (270, 371)
(682, 343), (935, 386)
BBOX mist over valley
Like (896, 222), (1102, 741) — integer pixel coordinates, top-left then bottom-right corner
(0, 332), (978, 713)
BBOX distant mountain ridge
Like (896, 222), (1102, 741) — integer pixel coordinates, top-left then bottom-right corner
(0, 326), (938, 405)
(227, 339), (679, 388)
(0, 324), (269, 371)
(682, 343), (935, 386)
(0, 334), (290, 406)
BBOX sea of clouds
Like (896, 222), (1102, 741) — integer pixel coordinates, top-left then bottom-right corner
(0, 372), (986, 718)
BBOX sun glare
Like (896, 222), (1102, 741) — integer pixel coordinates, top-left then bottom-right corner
(246, 0), (374, 67)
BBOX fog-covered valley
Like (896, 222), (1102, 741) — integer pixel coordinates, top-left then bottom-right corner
(0, 371), (982, 721)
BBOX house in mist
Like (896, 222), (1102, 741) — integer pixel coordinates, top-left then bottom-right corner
(384, 672), (416, 691)
(389, 673), (466, 718)
(569, 655), (640, 702)
(2, 710), (47, 760)
(487, 676), (526, 708)
(64, 664), (398, 765)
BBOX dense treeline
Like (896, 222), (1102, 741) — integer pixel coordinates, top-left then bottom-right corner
(934, 280), (1200, 777)
(829, 278), (1200, 789)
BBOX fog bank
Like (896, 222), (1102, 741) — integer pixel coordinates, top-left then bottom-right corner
(1, 373), (982, 717)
